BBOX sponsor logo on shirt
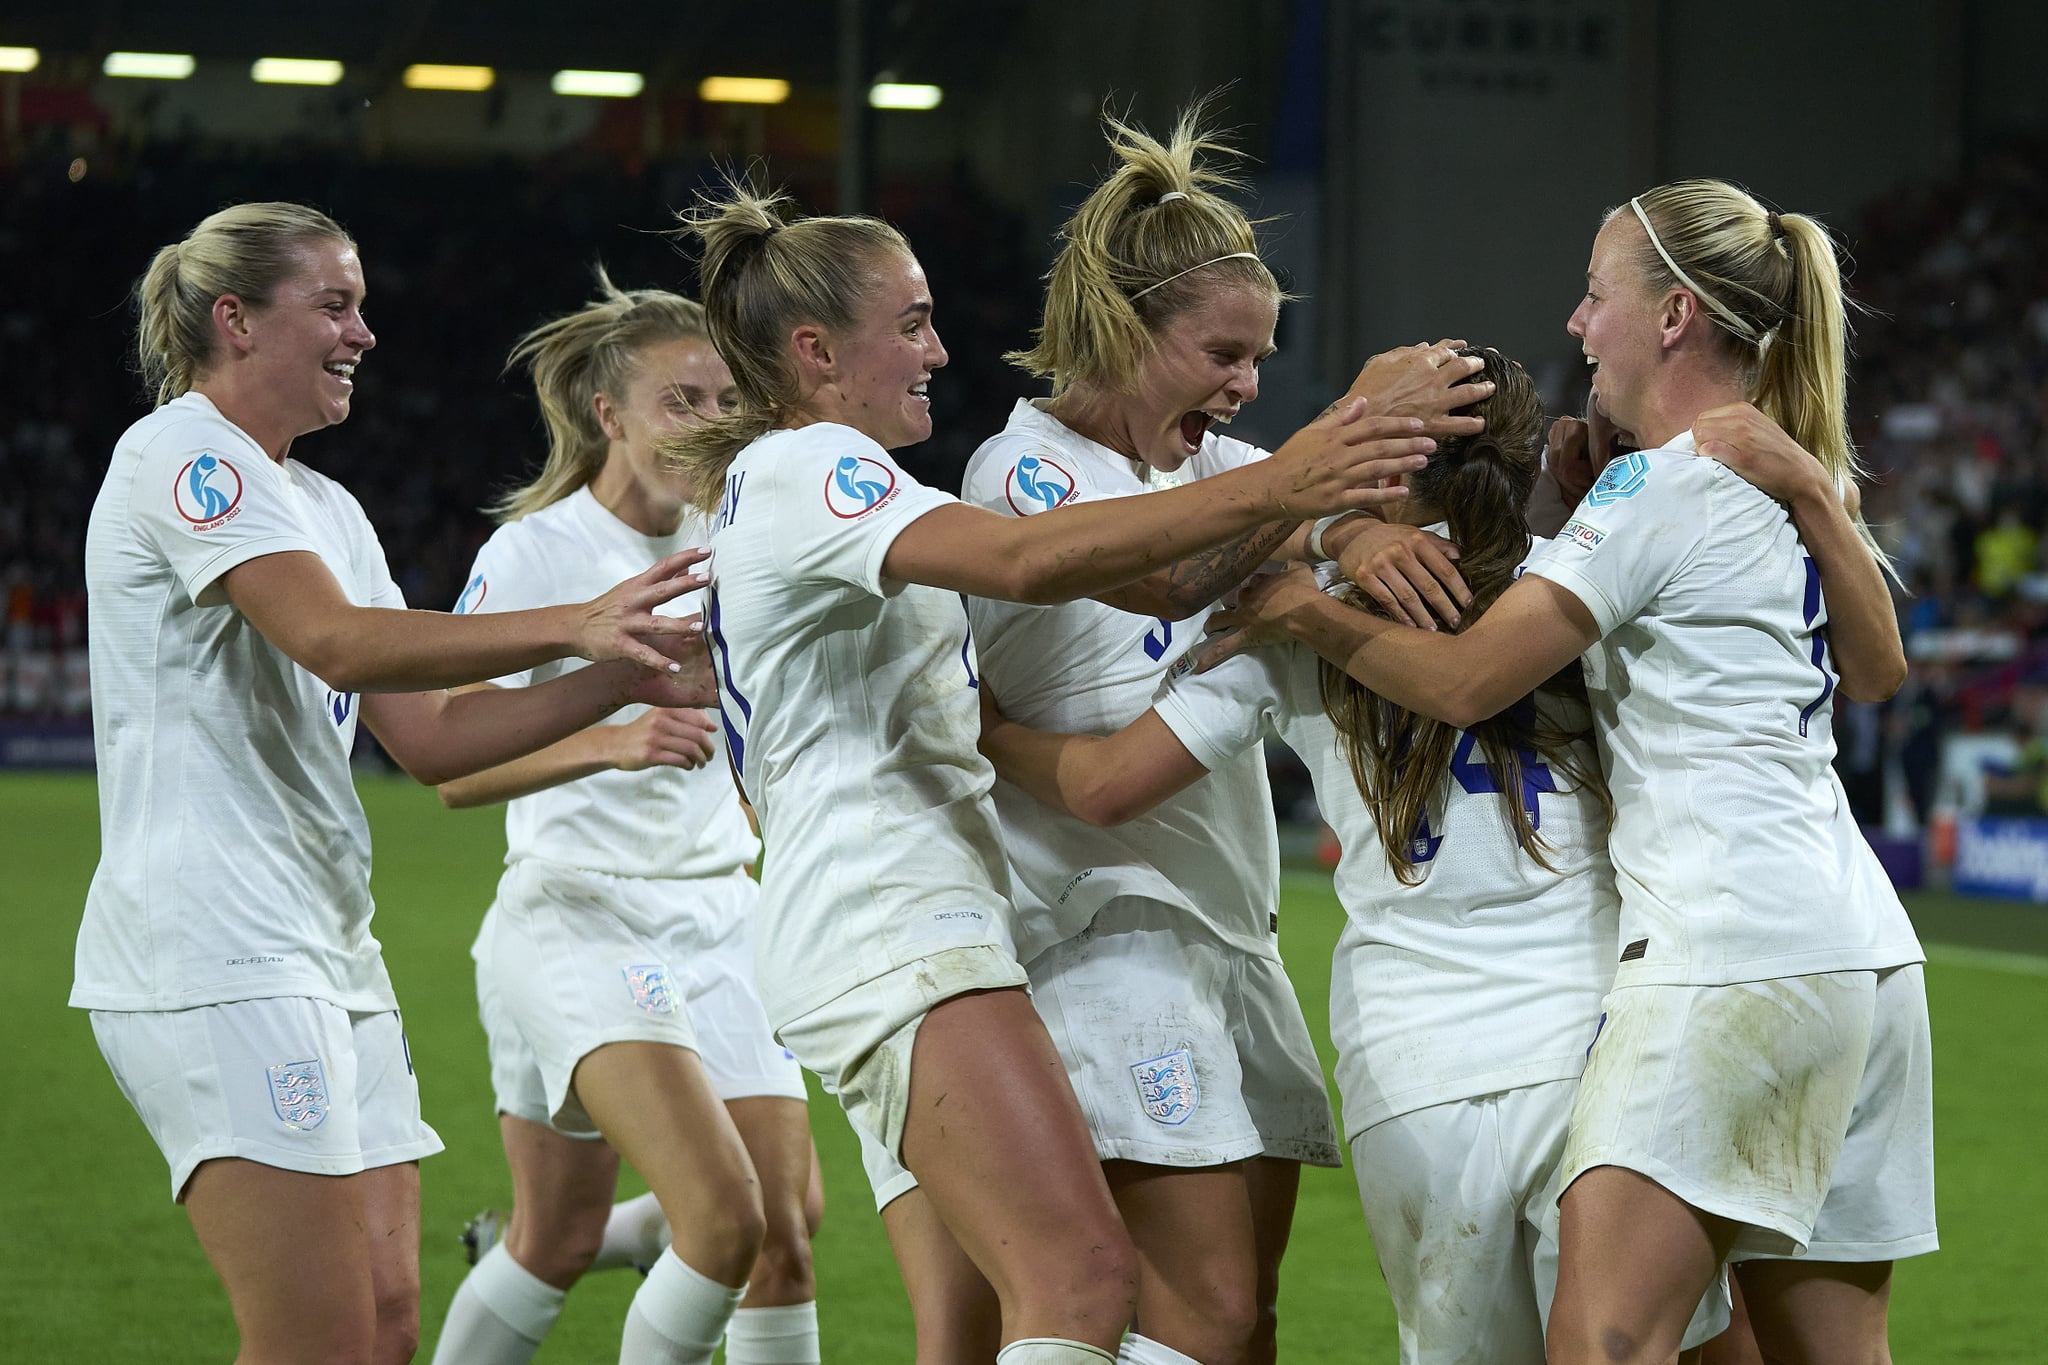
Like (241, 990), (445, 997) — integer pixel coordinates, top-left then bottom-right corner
(453, 572), (487, 614)
(1131, 1048), (1200, 1126)
(1004, 454), (1076, 514)
(267, 1058), (330, 1130)
(173, 453), (244, 530)
(1585, 450), (1650, 506)
(1559, 516), (1607, 552)
(824, 455), (900, 518)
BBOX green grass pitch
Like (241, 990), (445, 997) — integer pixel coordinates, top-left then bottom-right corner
(3, 771), (2044, 1359)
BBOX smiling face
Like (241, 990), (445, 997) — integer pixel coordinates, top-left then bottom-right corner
(1566, 214), (1664, 438)
(1125, 281), (1278, 470)
(816, 249), (948, 450)
(236, 236), (376, 438)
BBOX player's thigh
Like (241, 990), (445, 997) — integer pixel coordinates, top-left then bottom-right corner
(1104, 1159), (1259, 1337)
(185, 1158), (381, 1362)
(1733, 1258), (1894, 1365)
(574, 1040), (759, 1216)
(880, 1185), (1002, 1365)
(497, 1112), (619, 1278)
(1551, 1166), (1738, 1365)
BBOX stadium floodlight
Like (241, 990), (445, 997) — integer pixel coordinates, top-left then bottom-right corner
(0, 46), (39, 72)
(251, 57), (344, 86)
(869, 82), (942, 111)
(403, 64), (495, 92)
(103, 52), (197, 80)
(552, 69), (644, 98)
(699, 76), (789, 105)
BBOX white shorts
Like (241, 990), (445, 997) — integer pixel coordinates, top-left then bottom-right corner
(1733, 964), (1937, 1263)
(92, 997), (443, 1201)
(477, 861), (805, 1138)
(1029, 897), (1339, 1169)
(777, 944), (1028, 1174)
(1562, 971), (1877, 1257)
(1357, 1081), (1730, 1364)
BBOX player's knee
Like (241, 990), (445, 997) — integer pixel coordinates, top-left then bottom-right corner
(509, 1211), (604, 1286)
(370, 1276), (422, 1365)
(748, 1204), (817, 1301)
(691, 1181), (769, 1280)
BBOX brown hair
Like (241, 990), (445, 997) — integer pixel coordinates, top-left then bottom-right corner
(135, 202), (354, 406)
(1320, 349), (1610, 882)
(495, 268), (712, 522)
(1007, 100), (1281, 395)
(662, 175), (911, 510)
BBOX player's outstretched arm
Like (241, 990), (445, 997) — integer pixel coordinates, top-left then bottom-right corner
(977, 688), (1207, 827)
(365, 631), (716, 787)
(434, 686), (720, 808)
(887, 404), (1434, 605)
(1203, 564), (1598, 731)
(1696, 402), (1907, 703)
(220, 548), (710, 693)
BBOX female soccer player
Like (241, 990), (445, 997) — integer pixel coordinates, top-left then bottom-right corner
(979, 349), (1623, 1364)
(1207, 181), (1934, 1365)
(74, 205), (715, 1365)
(937, 109), (1492, 1365)
(429, 275), (820, 1365)
(664, 179), (1437, 1365)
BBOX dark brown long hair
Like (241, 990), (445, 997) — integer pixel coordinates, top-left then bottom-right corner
(1319, 348), (1611, 882)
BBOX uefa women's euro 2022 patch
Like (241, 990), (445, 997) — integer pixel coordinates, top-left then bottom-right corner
(1004, 453), (1077, 514)
(1585, 450), (1650, 507)
(1131, 1048), (1200, 1126)
(824, 454), (901, 519)
(173, 453), (244, 531)
(267, 1058), (330, 1131)
(453, 571), (488, 614)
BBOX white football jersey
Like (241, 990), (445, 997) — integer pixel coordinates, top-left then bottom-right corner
(454, 487), (758, 889)
(961, 400), (1280, 962)
(1157, 612), (1617, 1139)
(74, 393), (402, 1012)
(1525, 434), (1923, 987)
(704, 424), (1017, 1027)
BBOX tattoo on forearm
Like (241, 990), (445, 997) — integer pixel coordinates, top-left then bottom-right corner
(1162, 521), (1297, 610)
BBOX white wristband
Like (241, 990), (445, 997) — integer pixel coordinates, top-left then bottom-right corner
(1307, 514), (1348, 561)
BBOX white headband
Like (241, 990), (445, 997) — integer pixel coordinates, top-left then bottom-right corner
(1130, 251), (1263, 301)
(1628, 197), (1764, 345)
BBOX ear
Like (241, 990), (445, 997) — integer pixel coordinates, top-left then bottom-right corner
(211, 293), (256, 357)
(1658, 289), (1701, 351)
(788, 322), (835, 387)
(592, 390), (627, 443)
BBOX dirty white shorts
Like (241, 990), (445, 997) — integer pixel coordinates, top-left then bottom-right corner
(1358, 1080), (1730, 1364)
(1731, 964), (1937, 1263)
(778, 943), (1029, 1180)
(477, 861), (805, 1138)
(1029, 897), (1339, 1169)
(92, 997), (443, 1201)
(1561, 970), (1878, 1256)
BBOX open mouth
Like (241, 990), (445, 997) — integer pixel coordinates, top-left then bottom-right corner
(1177, 408), (1232, 455)
(324, 360), (357, 388)
(910, 380), (929, 406)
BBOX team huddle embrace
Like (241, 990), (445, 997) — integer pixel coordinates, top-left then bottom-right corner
(75, 103), (1933, 1365)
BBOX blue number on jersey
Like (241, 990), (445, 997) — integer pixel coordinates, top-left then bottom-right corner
(1796, 554), (1838, 738)
(1142, 616), (1173, 662)
(1410, 732), (1557, 864)
(956, 593), (979, 689)
(706, 586), (752, 773)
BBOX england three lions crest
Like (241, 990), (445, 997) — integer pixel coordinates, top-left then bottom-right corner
(623, 964), (678, 1015)
(267, 1058), (330, 1131)
(1131, 1048), (1200, 1126)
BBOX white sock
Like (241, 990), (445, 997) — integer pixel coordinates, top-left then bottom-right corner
(430, 1243), (565, 1365)
(594, 1190), (671, 1271)
(619, 1249), (745, 1365)
(724, 1302), (821, 1364)
(1116, 1334), (1203, 1364)
(996, 1339), (1117, 1364)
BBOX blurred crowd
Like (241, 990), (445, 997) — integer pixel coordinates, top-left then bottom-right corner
(0, 136), (1038, 725)
(11, 133), (2048, 837)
